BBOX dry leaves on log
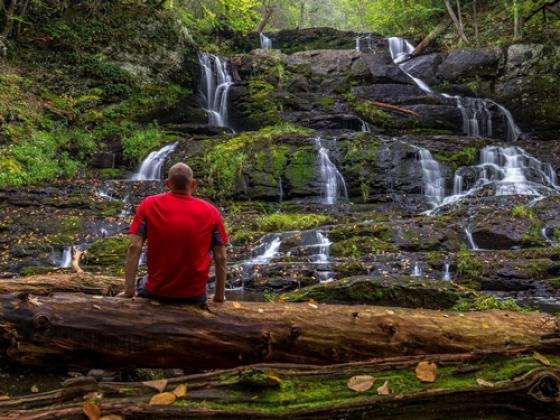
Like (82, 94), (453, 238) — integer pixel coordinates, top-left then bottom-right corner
(142, 379), (168, 392)
(415, 361), (437, 383)
(533, 351), (551, 366)
(347, 375), (375, 392)
(172, 384), (187, 398)
(83, 401), (101, 420)
(377, 380), (390, 395)
(149, 392), (177, 405)
(266, 373), (283, 385)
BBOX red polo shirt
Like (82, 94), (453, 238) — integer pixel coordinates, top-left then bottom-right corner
(129, 192), (228, 298)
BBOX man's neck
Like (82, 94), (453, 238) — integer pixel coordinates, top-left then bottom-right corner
(170, 190), (191, 196)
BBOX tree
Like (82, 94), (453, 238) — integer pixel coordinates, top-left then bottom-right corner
(444, 0), (469, 44)
(513, 0), (522, 40)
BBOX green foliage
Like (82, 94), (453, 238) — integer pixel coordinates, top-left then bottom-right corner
(453, 296), (530, 312)
(86, 235), (129, 267)
(433, 144), (484, 172)
(122, 124), (174, 164)
(241, 79), (282, 128)
(456, 244), (483, 286)
(254, 213), (331, 232)
(511, 204), (533, 219)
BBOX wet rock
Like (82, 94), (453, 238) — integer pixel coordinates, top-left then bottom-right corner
(405, 53), (446, 85)
(437, 47), (503, 82)
(352, 54), (411, 84)
(288, 49), (361, 76)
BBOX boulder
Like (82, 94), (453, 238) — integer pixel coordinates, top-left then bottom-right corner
(437, 47), (503, 82)
(288, 49), (361, 76)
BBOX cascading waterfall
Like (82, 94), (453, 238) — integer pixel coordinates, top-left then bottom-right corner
(315, 137), (348, 205)
(465, 226), (480, 251)
(411, 262), (423, 277)
(58, 246), (73, 268)
(355, 35), (374, 52)
(312, 231), (334, 282)
(198, 52), (234, 128)
(260, 32), (272, 49)
(131, 142), (177, 181)
(442, 263), (451, 281)
(417, 148), (446, 208)
(387, 37), (522, 141)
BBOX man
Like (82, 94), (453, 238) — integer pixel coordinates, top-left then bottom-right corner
(121, 163), (227, 304)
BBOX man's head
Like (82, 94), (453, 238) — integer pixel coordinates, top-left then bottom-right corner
(166, 163), (196, 194)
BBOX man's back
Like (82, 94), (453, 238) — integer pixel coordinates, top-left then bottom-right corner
(129, 192), (228, 298)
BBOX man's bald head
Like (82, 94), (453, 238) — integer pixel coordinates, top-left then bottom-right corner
(167, 163), (194, 193)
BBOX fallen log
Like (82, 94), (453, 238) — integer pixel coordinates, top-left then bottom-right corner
(0, 274), (122, 296)
(2, 353), (560, 418)
(0, 293), (558, 370)
(370, 101), (419, 116)
(411, 15), (452, 56)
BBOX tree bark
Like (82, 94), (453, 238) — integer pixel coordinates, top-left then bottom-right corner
(2, 354), (560, 418)
(297, 0), (305, 29)
(513, 0), (522, 40)
(444, 0), (469, 44)
(410, 16), (452, 57)
(473, 0), (480, 46)
(0, 273), (123, 295)
(256, 5), (274, 33)
(1, 0), (17, 38)
(0, 292), (558, 370)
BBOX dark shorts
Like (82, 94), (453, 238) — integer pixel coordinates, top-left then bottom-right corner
(136, 276), (207, 305)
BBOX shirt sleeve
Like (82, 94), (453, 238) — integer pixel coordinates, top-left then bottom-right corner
(128, 199), (148, 238)
(211, 209), (229, 246)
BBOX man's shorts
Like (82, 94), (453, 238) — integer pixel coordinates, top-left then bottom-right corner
(136, 276), (207, 306)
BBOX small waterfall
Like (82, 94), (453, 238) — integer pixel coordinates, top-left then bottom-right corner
(315, 137), (348, 205)
(387, 37), (522, 141)
(260, 32), (272, 49)
(311, 231), (334, 282)
(251, 236), (282, 264)
(198, 52), (234, 128)
(361, 119), (372, 132)
(278, 177), (284, 203)
(100, 227), (108, 238)
(541, 227), (556, 246)
(411, 262), (423, 277)
(442, 263), (451, 281)
(355, 35), (373, 53)
(131, 142), (177, 181)
(58, 246), (73, 268)
(417, 148), (446, 208)
(465, 226), (480, 251)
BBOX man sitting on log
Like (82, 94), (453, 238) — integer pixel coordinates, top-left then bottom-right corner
(119, 163), (228, 304)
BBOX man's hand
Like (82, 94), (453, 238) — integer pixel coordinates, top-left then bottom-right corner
(117, 289), (136, 298)
(212, 245), (227, 303)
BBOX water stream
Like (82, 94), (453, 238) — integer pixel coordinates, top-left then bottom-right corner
(442, 263), (451, 281)
(198, 52), (234, 128)
(315, 137), (348, 205)
(260, 32), (272, 49)
(131, 142), (177, 181)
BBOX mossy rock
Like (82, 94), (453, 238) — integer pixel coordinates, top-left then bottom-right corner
(85, 235), (129, 267)
(331, 236), (397, 258)
(278, 276), (478, 309)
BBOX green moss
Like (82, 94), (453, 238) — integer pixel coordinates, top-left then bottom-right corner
(46, 216), (82, 244)
(433, 143), (485, 172)
(122, 124), (176, 164)
(456, 245), (483, 288)
(86, 235), (129, 267)
(20, 266), (57, 276)
(254, 213), (331, 232)
(354, 101), (393, 127)
(242, 79), (282, 128)
(453, 295), (530, 312)
(336, 260), (368, 277)
(331, 236), (396, 258)
(285, 148), (315, 189)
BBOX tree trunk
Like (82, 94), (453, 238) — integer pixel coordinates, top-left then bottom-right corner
(0, 292), (558, 370)
(2, 354), (560, 418)
(297, 0), (305, 29)
(0, 273), (123, 295)
(1, 0), (17, 38)
(256, 6), (274, 33)
(444, 0), (469, 44)
(411, 15), (452, 56)
(513, 0), (522, 40)
(473, 0), (480, 46)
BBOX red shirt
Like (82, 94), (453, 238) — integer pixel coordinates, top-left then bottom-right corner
(129, 192), (228, 298)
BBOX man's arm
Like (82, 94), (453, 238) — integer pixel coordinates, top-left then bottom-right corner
(123, 234), (145, 298)
(212, 244), (227, 303)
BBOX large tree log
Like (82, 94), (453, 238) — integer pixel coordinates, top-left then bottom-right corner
(0, 273), (122, 296)
(2, 353), (560, 418)
(0, 293), (558, 370)
(411, 15), (452, 57)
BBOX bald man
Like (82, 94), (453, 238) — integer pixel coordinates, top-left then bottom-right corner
(122, 163), (228, 304)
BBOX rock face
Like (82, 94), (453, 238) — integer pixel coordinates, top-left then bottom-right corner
(437, 47), (503, 82)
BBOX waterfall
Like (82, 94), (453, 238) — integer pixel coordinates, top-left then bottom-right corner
(100, 227), (108, 238)
(442, 263), (451, 281)
(251, 236), (282, 264)
(387, 37), (522, 141)
(417, 148), (446, 208)
(58, 246), (73, 268)
(311, 231), (334, 282)
(260, 32), (272, 49)
(315, 137), (348, 205)
(541, 227), (556, 246)
(465, 226), (480, 251)
(131, 142), (177, 181)
(356, 35), (374, 53)
(198, 52), (234, 128)
(411, 262), (423, 277)
(361, 119), (372, 132)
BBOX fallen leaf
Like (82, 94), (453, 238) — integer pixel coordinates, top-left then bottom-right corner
(30, 385), (39, 393)
(232, 301), (241, 308)
(172, 384), (187, 398)
(266, 373), (283, 385)
(28, 297), (42, 306)
(377, 380), (390, 395)
(99, 416), (123, 420)
(308, 303), (318, 309)
(476, 378), (495, 388)
(142, 379), (168, 392)
(83, 392), (103, 400)
(386, 310), (394, 315)
(308, 298), (317, 305)
(481, 322), (489, 329)
(149, 300), (160, 306)
(93, 304), (101, 310)
(533, 351), (551, 366)
(83, 401), (101, 420)
(258, 308), (264, 313)
(149, 392), (176, 405)
(415, 361), (437, 383)
(347, 375), (375, 392)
